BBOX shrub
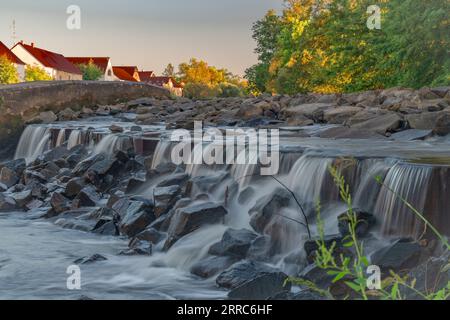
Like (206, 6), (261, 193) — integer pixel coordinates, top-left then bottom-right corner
(218, 83), (244, 98)
(25, 65), (52, 81)
(183, 82), (221, 99)
(78, 62), (103, 80)
(0, 55), (19, 84)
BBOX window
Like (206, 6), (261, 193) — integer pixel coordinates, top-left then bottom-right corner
(108, 70), (112, 76)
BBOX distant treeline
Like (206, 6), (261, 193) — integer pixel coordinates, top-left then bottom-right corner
(245, 0), (450, 94)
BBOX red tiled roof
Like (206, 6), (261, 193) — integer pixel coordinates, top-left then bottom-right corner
(138, 71), (155, 82)
(66, 57), (110, 73)
(146, 76), (184, 88)
(113, 66), (139, 82)
(0, 41), (25, 65)
(13, 42), (81, 74)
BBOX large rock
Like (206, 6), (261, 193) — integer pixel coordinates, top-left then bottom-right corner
(323, 106), (362, 124)
(433, 111), (450, 136)
(135, 227), (165, 244)
(153, 185), (181, 217)
(406, 112), (442, 130)
(27, 111), (58, 124)
(165, 203), (227, 249)
(119, 200), (155, 237)
(283, 103), (333, 122)
(11, 190), (32, 209)
(337, 211), (376, 238)
(0, 194), (17, 211)
(120, 238), (152, 256)
(74, 186), (101, 207)
(249, 188), (291, 234)
(50, 192), (71, 215)
(74, 254), (107, 265)
(58, 108), (79, 121)
(209, 228), (258, 259)
(319, 127), (386, 140)
(351, 113), (402, 134)
(390, 129), (432, 141)
(228, 272), (291, 300)
(370, 239), (422, 273)
(65, 177), (86, 198)
(216, 260), (282, 289)
(0, 167), (19, 188)
(190, 255), (239, 278)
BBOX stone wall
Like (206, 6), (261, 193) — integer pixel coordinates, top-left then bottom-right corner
(0, 81), (170, 160)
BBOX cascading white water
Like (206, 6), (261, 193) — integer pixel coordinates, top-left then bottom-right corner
(67, 130), (82, 149)
(55, 129), (66, 147)
(373, 163), (433, 239)
(14, 126), (51, 163)
(93, 134), (133, 155)
(151, 140), (173, 169)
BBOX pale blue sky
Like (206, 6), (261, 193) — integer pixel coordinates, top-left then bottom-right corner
(0, 0), (283, 75)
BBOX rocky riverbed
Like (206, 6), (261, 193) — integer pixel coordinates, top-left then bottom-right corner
(0, 86), (449, 300)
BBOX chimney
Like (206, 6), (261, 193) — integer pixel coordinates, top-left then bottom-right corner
(31, 42), (35, 47)
(20, 40), (23, 44)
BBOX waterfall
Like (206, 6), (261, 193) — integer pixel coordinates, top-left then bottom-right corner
(93, 134), (133, 155)
(67, 130), (82, 149)
(55, 129), (66, 147)
(151, 140), (173, 169)
(373, 163), (432, 239)
(14, 126), (51, 163)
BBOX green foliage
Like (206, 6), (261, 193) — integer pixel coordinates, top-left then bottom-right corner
(247, 0), (450, 93)
(177, 58), (247, 99)
(0, 55), (19, 84)
(287, 164), (450, 300)
(78, 62), (103, 81)
(25, 65), (52, 81)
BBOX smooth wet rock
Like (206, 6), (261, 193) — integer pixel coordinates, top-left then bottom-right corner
(190, 255), (239, 278)
(119, 200), (155, 237)
(319, 127), (387, 140)
(49, 192), (71, 215)
(135, 227), (165, 244)
(42, 146), (69, 163)
(11, 190), (32, 209)
(406, 112), (442, 130)
(65, 177), (86, 198)
(351, 112), (402, 134)
(58, 108), (79, 121)
(74, 186), (100, 207)
(246, 235), (272, 262)
(371, 238), (422, 273)
(304, 234), (343, 259)
(153, 185), (181, 217)
(323, 106), (362, 124)
(390, 129), (432, 141)
(0, 167), (19, 188)
(216, 260), (281, 289)
(74, 254), (107, 265)
(109, 124), (124, 133)
(249, 188), (291, 233)
(209, 228), (258, 259)
(25, 199), (44, 211)
(28, 111), (58, 124)
(120, 239), (152, 256)
(165, 203), (227, 249)
(0, 194), (18, 211)
(228, 272), (291, 300)
(0, 158), (26, 176)
(433, 111), (450, 136)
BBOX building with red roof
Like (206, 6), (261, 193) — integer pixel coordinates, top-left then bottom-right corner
(113, 66), (140, 82)
(66, 57), (116, 81)
(11, 41), (82, 81)
(144, 76), (184, 96)
(137, 71), (155, 82)
(0, 41), (26, 81)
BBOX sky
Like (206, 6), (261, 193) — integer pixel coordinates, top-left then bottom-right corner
(0, 0), (283, 76)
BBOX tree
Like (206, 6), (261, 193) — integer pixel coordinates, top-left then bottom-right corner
(78, 61), (103, 80)
(0, 55), (19, 84)
(163, 63), (176, 77)
(25, 65), (52, 81)
(245, 10), (282, 94)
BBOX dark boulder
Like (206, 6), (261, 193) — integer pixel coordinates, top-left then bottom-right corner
(74, 186), (100, 207)
(11, 190), (32, 209)
(120, 239), (152, 256)
(65, 177), (86, 198)
(433, 111), (450, 136)
(209, 228), (258, 259)
(370, 238), (422, 273)
(119, 200), (155, 237)
(249, 188), (291, 233)
(165, 202), (227, 249)
(92, 218), (120, 236)
(0, 167), (19, 188)
(190, 255), (239, 278)
(228, 272), (291, 300)
(153, 185), (181, 217)
(216, 260), (281, 289)
(246, 235), (272, 262)
(49, 192), (71, 215)
(135, 227), (165, 244)
(0, 194), (18, 211)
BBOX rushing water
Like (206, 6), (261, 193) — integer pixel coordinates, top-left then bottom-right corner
(4, 118), (450, 299)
